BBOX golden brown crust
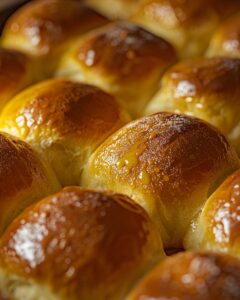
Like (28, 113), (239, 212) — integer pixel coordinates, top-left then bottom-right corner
(18, 80), (124, 138)
(131, 0), (222, 58)
(0, 187), (163, 300)
(0, 132), (60, 235)
(127, 251), (240, 300)
(0, 48), (34, 111)
(207, 12), (240, 58)
(82, 112), (240, 248)
(56, 21), (177, 117)
(161, 57), (240, 97)
(74, 21), (176, 81)
(0, 79), (130, 186)
(2, 0), (108, 57)
(145, 57), (240, 154)
(184, 170), (240, 256)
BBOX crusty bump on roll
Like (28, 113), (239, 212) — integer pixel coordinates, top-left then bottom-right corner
(131, 0), (221, 58)
(184, 170), (240, 257)
(0, 48), (36, 111)
(0, 79), (130, 186)
(127, 251), (240, 300)
(207, 12), (240, 59)
(56, 21), (177, 117)
(1, 0), (108, 76)
(145, 57), (240, 154)
(0, 187), (164, 300)
(86, 0), (144, 19)
(82, 112), (240, 249)
(0, 132), (60, 235)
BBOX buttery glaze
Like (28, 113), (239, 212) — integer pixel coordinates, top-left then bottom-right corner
(0, 79), (130, 186)
(0, 187), (163, 300)
(131, 0), (222, 58)
(0, 132), (60, 235)
(185, 170), (240, 256)
(207, 12), (240, 58)
(145, 57), (240, 154)
(57, 21), (177, 117)
(75, 22), (176, 81)
(127, 251), (240, 300)
(2, 0), (108, 56)
(82, 112), (240, 248)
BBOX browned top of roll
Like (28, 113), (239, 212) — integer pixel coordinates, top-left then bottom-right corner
(209, 13), (240, 55)
(0, 187), (162, 299)
(133, 0), (215, 28)
(163, 57), (240, 97)
(0, 132), (45, 208)
(0, 79), (127, 141)
(0, 131), (60, 234)
(197, 170), (240, 251)
(75, 21), (177, 81)
(2, 0), (108, 56)
(87, 112), (236, 205)
(128, 251), (240, 300)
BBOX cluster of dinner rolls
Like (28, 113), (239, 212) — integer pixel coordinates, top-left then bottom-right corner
(0, 0), (239, 299)
(56, 21), (177, 117)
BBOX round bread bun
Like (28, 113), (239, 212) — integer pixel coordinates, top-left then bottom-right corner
(82, 112), (240, 249)
(1, 0), (108, 76)
(56, 21), (177, 118)
(145, 57), (240, 154)
(207, 12), (240, 59)
(0, 187), (164, 300)
(131, 0), (220, 58)
(184, 170), (240, 257)
(0, 79), (130, 186)
(0, 48), (36, 111)
(0, 131), (60, 235)
(127, 251), (240, 300)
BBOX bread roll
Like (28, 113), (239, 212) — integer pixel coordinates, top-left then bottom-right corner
(56, 21), (177, 118)
(184, 170), (240, 257)
(1, 0), (108, 76)
(86, 0), (143, 19)
(127, 251), (240, 300)
(207, 12), (240, 58)
(131, 0), (220, 58)
(0, 187), (164, 300)
(0, 131), (60, 235)
(82, 112), (240, 249)
(0, 48), (35, 111)
(0, 79), (130, 186)
(145, 57), (240, 154)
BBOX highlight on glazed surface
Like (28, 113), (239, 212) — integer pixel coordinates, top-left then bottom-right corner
(127, 251), (240, 300)
(56, 21), (177, 117)
(0, 79), (130, 186)
(207, 12), (240, 58)
(1, 0), (108, 76)
(0, 131), (60, 235)
(82, 112), (240, 248)
(0, 0), (239, 299)
(184, 170), (240, 257)
(145, 57), (240, 154)
(0, 187), (163, 300)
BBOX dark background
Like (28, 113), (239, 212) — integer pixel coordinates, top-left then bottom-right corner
(0, 0), (29, 32)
